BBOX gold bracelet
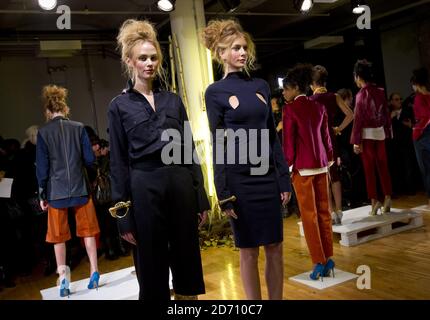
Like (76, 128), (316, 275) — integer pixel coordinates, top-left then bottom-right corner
(109, 201), (131, 219)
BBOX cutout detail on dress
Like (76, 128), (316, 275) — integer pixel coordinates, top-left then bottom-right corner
(256, 92), (267, 105)
(229, 95), (240, 109)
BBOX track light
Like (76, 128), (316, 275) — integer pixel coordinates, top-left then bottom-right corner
(218, 0), (241, 13)
(351, 0), (366, 14)
(157, 0), (175, 12)
(38, 0), (57, 10)
(294, 0), (314, 13)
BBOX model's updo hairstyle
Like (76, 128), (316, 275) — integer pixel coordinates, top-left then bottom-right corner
(354, 59), (374, 83)
(42, 85), (69, 115)
(202, 19), (256, 74)
(283, 63), (314, 94)
(116, 19), (164, 81)
(312, 65), (328, 87)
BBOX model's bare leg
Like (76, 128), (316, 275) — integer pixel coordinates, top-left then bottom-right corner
(264, 242), (283, 300)
(84, 236), (98, 275)
(239, 247), (261, 300)
(54, 242), (67, 278)
(332, 181), (342, 212)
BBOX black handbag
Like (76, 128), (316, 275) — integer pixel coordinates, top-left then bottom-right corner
(93, 168), (112, 205)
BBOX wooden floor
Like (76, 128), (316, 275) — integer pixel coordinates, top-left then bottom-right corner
(1, 193), (430, 300)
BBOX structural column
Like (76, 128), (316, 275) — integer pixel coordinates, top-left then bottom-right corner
(169, 0), (217, 209)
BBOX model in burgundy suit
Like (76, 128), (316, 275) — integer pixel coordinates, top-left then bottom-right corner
(350, 60), (392, 215)
(310, 65), (353, 225)
(282, 64), (335, 281)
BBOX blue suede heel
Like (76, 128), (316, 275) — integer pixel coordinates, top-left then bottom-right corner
(87, 271), (100, 290)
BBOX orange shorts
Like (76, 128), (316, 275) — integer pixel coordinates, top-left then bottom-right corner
(46, 197), (100, 243)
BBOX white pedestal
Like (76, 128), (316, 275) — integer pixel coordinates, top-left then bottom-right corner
(298, 206), (424, 246)
(40, 267), (173, 300)
(289, 268), (358, 290)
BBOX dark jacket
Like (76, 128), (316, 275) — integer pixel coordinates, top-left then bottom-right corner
(36, 116), (95, 202)
(108, 84), (210, 234)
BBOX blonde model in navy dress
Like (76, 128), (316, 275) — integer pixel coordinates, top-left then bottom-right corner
(203, 19), (291, 300)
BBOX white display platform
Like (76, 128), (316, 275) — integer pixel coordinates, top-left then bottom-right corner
(298, 206), (424, 246)
(411, 205), (430, 213)
(289, 268), (358, 290)
(40, 267), (173, 300)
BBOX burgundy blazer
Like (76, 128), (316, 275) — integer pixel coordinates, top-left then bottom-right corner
(413, 93), (430, 141)
(350, 83), (391, 145)
(283, 96), (333, 170)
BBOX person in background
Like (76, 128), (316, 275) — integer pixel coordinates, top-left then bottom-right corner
(36, 85), (100, 297)
(410, 67), (430, 208)
(271, 91), (284, 142)
(387, 93), (418, 196)
(310, 65), (353, 225)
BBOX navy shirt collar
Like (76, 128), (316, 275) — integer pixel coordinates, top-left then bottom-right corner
(124, 79), (162, 94)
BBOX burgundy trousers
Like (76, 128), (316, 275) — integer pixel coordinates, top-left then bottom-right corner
(360, 139), (392, 200)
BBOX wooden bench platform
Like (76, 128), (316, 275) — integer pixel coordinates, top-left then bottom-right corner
(298, 206), (424, 247)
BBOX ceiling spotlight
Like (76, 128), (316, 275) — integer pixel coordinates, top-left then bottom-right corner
(218, 0), (241, 13)
(351, 0), (366, 14)
(157, 0), (175, 12)
(38, 0), (57, 10)
(352, 5), (365, 14)
(294, 0), (314, 13)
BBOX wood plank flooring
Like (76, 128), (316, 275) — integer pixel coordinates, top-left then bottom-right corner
(1, 193), (429, 300)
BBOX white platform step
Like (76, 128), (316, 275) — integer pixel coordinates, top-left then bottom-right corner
(298, 206), (424, 247)
(40, 267), (173, 300)
(411, 205), (430, 213)
(289, 268), (358, 290)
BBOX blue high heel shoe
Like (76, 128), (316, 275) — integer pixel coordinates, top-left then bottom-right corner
(87, 271), (100, 290)
(323, 259), (335, 278)
(59, 278), (70, 297)
(309, 263), (325, 281)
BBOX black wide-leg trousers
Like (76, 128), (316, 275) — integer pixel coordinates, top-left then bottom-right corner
(130, 164), (205, 301)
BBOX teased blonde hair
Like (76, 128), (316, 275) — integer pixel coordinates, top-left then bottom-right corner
(117, 19), (166, 82)
(42, 85), (68, 115)
(202, 19), (256, 74)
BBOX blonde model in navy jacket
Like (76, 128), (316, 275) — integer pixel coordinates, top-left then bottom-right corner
(109, 19), (209, 301)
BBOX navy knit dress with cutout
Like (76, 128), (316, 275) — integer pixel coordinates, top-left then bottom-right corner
(205, 72), (291, 248)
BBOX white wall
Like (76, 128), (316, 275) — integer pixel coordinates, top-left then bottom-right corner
(0, 54), (125, 142)
(381, 22), (421, 99)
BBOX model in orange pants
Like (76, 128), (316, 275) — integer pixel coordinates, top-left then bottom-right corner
(292, 172), (333, 264)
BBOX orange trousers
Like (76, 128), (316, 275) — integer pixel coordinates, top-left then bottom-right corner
(292, 172), (333, 264)
(46, 198), (100, 243)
